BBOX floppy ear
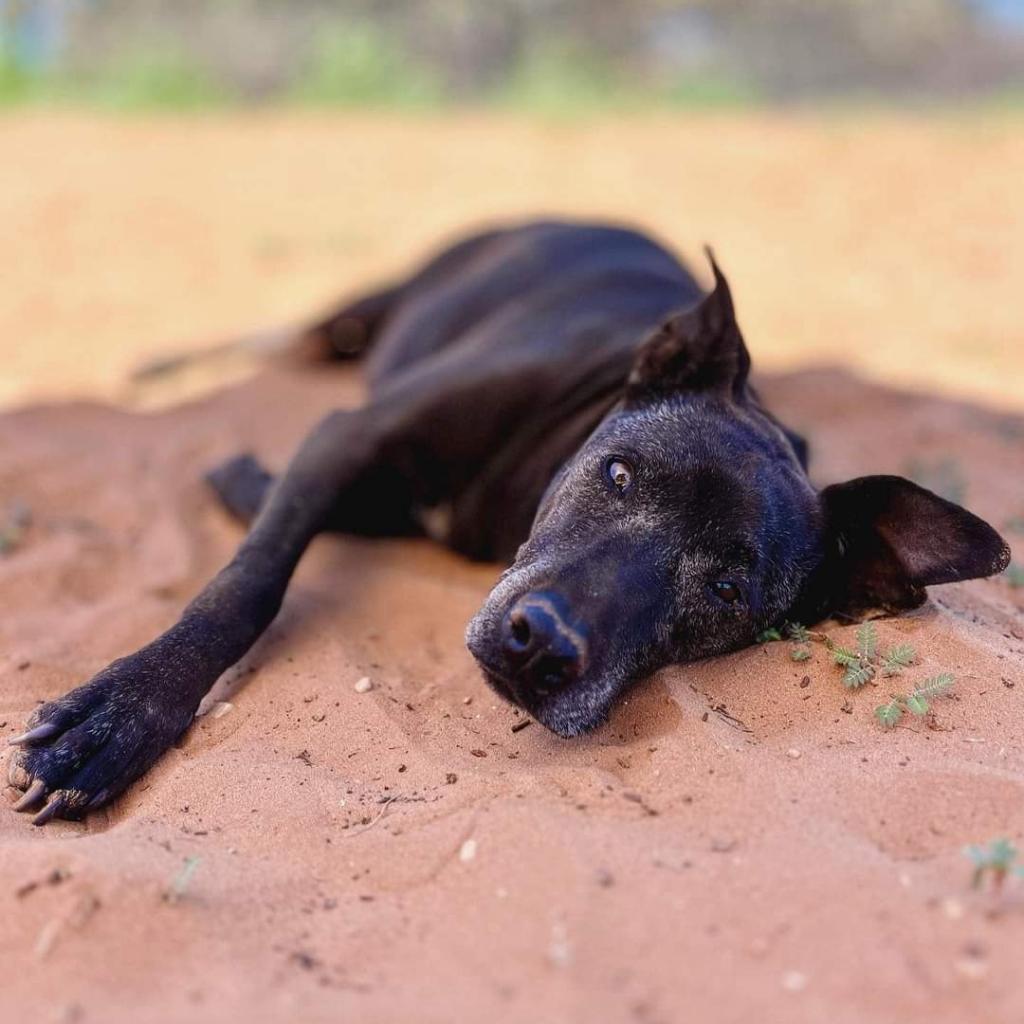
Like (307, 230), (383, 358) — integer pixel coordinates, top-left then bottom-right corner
(803, 475), (1010, 619)
(625, 251), (751, 404)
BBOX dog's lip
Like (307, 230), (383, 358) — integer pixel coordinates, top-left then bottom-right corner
(471, 657), (523, 707)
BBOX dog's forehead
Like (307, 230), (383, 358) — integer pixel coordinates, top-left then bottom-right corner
(573, 397), (815, 560)
(594, 397), (762, 457)
(591, 401), (771, 499)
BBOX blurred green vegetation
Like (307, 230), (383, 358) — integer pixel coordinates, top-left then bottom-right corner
(1, 0), (1021, 115)
(0, 27), (759, 113)
(0, 43), (231, 109)
(287, 22), (443, 108)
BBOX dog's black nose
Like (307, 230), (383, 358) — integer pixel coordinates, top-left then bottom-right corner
(501, 592), (586, 689)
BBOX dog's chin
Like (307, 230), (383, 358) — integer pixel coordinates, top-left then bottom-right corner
(531, 701), (609, 738)
(477, 666), (610, 738)
(478, 667), (521, 709)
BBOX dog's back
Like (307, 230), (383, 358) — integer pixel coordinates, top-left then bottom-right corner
(308, 221), (703, 392)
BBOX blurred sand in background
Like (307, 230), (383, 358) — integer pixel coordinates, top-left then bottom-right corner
(2, 110), (1021, 411)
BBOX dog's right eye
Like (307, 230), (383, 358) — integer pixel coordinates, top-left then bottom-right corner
(606, 458), (634, 493)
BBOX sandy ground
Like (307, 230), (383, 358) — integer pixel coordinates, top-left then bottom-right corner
(1, 113), (1023, 1023)
(1, 362), (1022, 1024)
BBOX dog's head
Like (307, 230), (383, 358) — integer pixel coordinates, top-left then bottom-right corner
(466, 256), (1011, 736)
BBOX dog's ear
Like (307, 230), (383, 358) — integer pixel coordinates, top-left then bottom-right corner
(808, 475), (1010, 618)
(626, 251), (751, 404)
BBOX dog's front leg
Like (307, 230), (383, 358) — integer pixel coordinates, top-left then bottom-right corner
(7, 409), (375, 824)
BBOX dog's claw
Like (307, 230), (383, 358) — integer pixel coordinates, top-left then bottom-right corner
(12, 778), (47, 812)
(86, 789), (110, 811)
(8, 723), (60, 746)
(6, 640), (206, 825)
(32, 792), (67, 826)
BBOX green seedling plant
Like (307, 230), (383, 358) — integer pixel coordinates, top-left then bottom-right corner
(964, 838), (1024, 892)
(163, 855), (202, 903)
(756, 621), (817, 661)
(759, 620), (957, 728)
(874, 672), (955, 728)
(826, 622), (918, 688)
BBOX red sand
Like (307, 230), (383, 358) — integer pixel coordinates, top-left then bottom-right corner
(1, 360), (1022, 1023)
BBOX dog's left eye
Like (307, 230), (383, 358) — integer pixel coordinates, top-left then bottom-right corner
(709, 580), (743, 605)
(606, 458), (634, 492)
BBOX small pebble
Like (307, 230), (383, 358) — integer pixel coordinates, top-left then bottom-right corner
(786, 748), (801, 759)
(209, 701), (234, 720)
(955, 953), (988, 981)
(548, 923), (572, 968)
(354, 677), (373, 694)
(942, 897), (965, 921)
(459, 838), (477, 863)
(782, 970), (808, 992)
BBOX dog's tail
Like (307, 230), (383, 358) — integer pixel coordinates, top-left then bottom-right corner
(130, 280), (401, 387)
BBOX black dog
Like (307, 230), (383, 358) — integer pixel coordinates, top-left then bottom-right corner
(8, 221), (1010, 824)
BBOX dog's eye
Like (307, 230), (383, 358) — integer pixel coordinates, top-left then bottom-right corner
(709, 580), (742, 605)
(606, 458), (634, 492)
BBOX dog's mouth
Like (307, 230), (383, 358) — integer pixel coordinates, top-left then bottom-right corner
(473, 659), (523, 708)
(466, 611), (612, 738)
(471, 658), (614, 739)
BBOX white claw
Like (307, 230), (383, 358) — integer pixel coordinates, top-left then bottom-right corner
(8, 723), (60, 746)
(12, 778), (47, 812)
(32, 792), (67, 826)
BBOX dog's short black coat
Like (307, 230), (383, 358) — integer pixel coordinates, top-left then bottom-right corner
(8, 220), (1011, 823)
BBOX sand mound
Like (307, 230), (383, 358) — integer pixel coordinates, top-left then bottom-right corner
(1, 364), (1022, 1023)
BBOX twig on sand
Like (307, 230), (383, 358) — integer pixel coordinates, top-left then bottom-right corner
(342, 797), (395, 838)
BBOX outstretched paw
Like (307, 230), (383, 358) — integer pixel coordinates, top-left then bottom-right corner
(7, 655), (198, 825)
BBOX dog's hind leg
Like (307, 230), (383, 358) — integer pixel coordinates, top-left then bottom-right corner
(6, 407), (405, 824)
(205, 450), (419, 537)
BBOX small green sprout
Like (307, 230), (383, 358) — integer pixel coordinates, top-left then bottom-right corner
(830, 623), (917, 690)
(1005, 563), (1024, 589)
(875, 698), (903, 728)
(874, 673), (955, 729)
(164, 855), (202, 903)
(856, 622), (878, 660)
(843, 662), (875, 689)
(786, 623), (812, 644)
(761, 620), (951, 730)
(0, 499), (31, 556)
(829, 644), (859, 668)
(881, 643), (916, 676)
(964, 838), (1024, 891)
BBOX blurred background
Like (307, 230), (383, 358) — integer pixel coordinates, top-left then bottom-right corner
(1, 0), (1022, 409)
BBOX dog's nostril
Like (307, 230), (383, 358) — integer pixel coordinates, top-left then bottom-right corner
(502, 607), (535, 663)
(509, 610), (531, 648)
(499, 593), (587, 686)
